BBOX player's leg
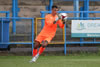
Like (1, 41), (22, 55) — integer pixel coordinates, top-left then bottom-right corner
(33, 40), (40, 56)
(30, 40), (48, 62)
(32, 35), (45, 56)
(30, 36), (52, 62)
(38, 40), (48, 55)
(30, 41), (40, 63)
(31, 40), (48, 63)
(38, 36), (53, 55)
(30, 35), (43, 62)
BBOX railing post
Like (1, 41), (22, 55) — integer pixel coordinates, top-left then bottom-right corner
(12, 0), (20, 34)
(84, 0), (89, 17)
(32, 18), (34, 55)
(1, 18), (3, 42)
(80, 7), (84, 46)
(6, 11), (10, 18)
(49, 0), (53, 11)
(12, 0), (16, 34)
(64, 23), (67, 55)
(74, 0), (79, 17)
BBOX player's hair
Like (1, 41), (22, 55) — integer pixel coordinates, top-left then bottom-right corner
(52, 5), (58, 9)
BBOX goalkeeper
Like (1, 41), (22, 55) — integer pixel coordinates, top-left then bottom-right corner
(30, 5), (67, 62)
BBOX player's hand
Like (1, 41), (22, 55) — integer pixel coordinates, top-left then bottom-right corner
(58, 13), (68, 24)
(53, 17), (59, 24)
(61, 15), (68, 24)
(62, 18), (67, 24)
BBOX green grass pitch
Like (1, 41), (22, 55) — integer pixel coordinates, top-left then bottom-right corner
(0, 55), (100, 67)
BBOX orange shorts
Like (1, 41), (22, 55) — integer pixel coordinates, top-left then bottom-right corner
(35, 35), (53, 43)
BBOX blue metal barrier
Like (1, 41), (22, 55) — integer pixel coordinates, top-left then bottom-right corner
(0, 17), (34, 55)
(12, 0), (20, 34)
(0, 11), (10, 17)
(0, 19), (10, 49)
(46, 0), (53, 11)
(40, 11), (100, 55)
(0, 11), (10, 49)
(74, 0), (79, 17)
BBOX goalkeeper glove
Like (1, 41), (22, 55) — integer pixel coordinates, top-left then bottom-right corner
(53, 17), (59, 24)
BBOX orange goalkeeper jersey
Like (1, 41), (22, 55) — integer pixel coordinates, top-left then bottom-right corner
(35, 14), (64, 43)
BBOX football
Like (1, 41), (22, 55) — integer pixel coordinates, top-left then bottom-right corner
(58, 13), (68, 20)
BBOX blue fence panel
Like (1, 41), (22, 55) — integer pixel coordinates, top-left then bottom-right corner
(0, 11), (10, 17)
(0, 17), (34, 55)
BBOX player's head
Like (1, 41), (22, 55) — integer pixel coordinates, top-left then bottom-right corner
(52, 5), (58, 15)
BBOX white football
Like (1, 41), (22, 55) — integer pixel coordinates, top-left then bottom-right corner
(58, 13), (68, 20)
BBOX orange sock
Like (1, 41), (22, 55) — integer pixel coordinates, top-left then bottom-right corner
(33, 48), (38, 56)
(39, 47), (45, 55)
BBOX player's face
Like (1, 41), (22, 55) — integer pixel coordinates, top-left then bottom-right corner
(52, 8), (58, 15)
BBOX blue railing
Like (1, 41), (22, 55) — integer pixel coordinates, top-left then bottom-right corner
(0, 11), (10, 17)
(0, 17), (34, 55)
(12, 0), (20, 34)
(40, 11), (100, 55)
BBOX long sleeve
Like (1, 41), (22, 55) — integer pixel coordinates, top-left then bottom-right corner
(57, 19), (64, 29)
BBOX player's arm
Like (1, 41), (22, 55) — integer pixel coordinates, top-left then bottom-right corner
(57, 13), (68, 28)
(57, 19), (65, 29)
(57, 16), (66, 29)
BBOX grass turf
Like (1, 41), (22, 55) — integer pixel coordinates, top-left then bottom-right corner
(0, 55), (100, 67)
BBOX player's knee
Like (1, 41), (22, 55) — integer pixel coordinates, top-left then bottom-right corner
(34, 41), (40, 49)
(42, 45), (47, 48)
(41, 40), (48, 48)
